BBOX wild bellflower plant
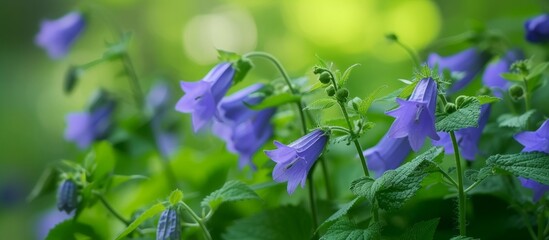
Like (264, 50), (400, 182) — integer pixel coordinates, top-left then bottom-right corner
(386, 77), (439, 151)
(433, 105), (491, 160)
(176, 62), (235, 132)
(35, 11), (86, 59)
(482, 49), (524, 97)
(64, 101), (115, 149)
(363, 132), (412, 178)
(524, 14), (549, 43)
(428, 48), (489, 93)
(264, 129), (328, 194)
(213, 83), (276, 169)
(514, 119), (549, 201)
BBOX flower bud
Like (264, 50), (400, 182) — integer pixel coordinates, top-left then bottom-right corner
(318, 72), (332, 84)
(509, 84), (524, 100)
(336, 88), (349, 102)
(445, 103), (457, 114)
(325, 85), (336, 97)
(57, 179), (78, 213)
(156, 207), (181, 240)
(313, 66), (326, 75)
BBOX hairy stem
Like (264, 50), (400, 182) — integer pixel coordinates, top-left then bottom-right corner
(450, 131), (466, 236)
(181, 202), (212, 240)
(338, 102), (370, 177)
(94, 192), (130, 226)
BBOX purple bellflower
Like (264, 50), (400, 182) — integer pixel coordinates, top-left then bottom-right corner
(264, 129), (328, 194)
(482, 49), (524, 97)
(386, 77), (439, 151)
(433, 104), (491, 161)
(36, 209), (72, 239)
(147, 83), (179, 158)
(363, 132), (412, 178)
(35, 11), (86, 59)
(514, 119), (549, 201)
(213, 84), (275, 169)
(525, 14), (549, 43)
(176, 62), (235, 132)
(428, 48), (490, 93)
(64, 101), (114, 149)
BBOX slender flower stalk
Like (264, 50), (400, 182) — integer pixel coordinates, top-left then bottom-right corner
(450, 131), (467, 236)
(180, 201), (212, 240)
(93, 192), (130, 226)
(338, 100), (370, 177)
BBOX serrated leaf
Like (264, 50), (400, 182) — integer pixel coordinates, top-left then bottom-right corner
(46, 220), (100, 240)
(247, 93), (300, 111)
(476, 95), (500, 104)
(527, 62), (549, 79)
(320, 218), (381, 240)
(358, 85), (387, 115)
(201, 180), (260, 210)
(500, 73), (523, 82)
(319, 197), (362, 229)
(337, 63), (360, 86)
(304, 98), (337, 111)
(497, 110), (536, 128)
(27, 167), (58, 202)
(436, 98), (481, 132)
(115, 203), (165, 240)
(400, 218), (439, 240)
(486, 152), (549, 185)
(224, 206), (312, 240)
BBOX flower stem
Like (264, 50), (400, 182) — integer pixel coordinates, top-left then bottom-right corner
(439, 169), (459, 188)
(537, 198), (546, 240)
(394, 41), (421, 68)
(94, 192), (131, 226)
(522, 77), (531, 112)
(308, 174), (319, 239)
(180, 201), (212, 240)
(338, 101), (370, 177)
(121, 52), (145, 110)
(450, 131), (466, 236)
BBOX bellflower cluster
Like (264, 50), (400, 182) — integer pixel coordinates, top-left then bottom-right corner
(213, 84), (275, 169)
(482, 50), (525, 97)
(363, 132), (412, 178)
(176, 62), (235, 132)
(524, 14), (549, 43)
(35, 11), (86, 59)
(64, 100), (115, 149)
(433, 105), (491, 161)
(264, 129), (328, 194)
(428, 48), (490, 93)
(147, 83), (179, 158)
(514, 119), (549, 201)
(386, 77), (439, 151)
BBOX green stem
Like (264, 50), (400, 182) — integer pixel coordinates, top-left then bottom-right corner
(464, 180), (481, 193)
(523, 77), (531, 112)
(450, 131), (467, 236)
(308, 174), (319, 239)
(338, 102), (370, 177)
(537, 199), (546, 240)
(439, 169), (459, 188)
(181, 202), (212, 240)
(121, 52), (145, 110)
(94, 192), (131, 226)
(395, 41), (421, 68)
(372, 201), (379, 223)
(520, 210), (538, 240)
(319, 156), (333, 200)
(329, 126), (352, 134)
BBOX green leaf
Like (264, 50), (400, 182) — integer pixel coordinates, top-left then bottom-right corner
(224, 206), (312, 240)
(304, 98), (337, 111)
(350, 147), (443, 211)
(247, 93), (300, 110)
(319, 197), (362, 229)
(233, 58), (253, 84)
(400, 218), (439, 240)
(337, 63), (360, 86)
(46, 220), (100, 240)
(91, 141), (117, 181)
(526, 62), (549, 79)
(475, 95), (500, 104)
(201, 180), (260, 210)
(436, 97), (481, 132)
(497, 110), (536, 128)
(320, 218), (381, 240)
(399, 80), (419, 98)
(27, 167), (58, 202)
(486, 152), (549, 185)
(217, 49), (240, 62)
(500, 73), (523, 82)
(358, 85), (387, 116)
(169, 189), (184, 205)
(108, 174), (148, 189)
(115, 203), (166, 240)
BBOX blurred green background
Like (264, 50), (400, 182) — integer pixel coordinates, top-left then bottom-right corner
(0, 0), (545, 239)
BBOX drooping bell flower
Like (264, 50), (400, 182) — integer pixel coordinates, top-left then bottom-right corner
(64, 100), (115, 149)
(428, 48), (490, 93)
(514, 119), (549, 201)
(213, 83), (275, 169)
(57, 180), (78, 214)
(35, 11), (86, 59)
(482, 49), (524, 97)
(156, 207), (181, 240)
(524, 14), (549, 43)
(363, 132), (412, 178)
(175, 63), (235, 132)
(386, 77), (439, 151)
(433, 104), (491, 161)
(264, 129), (329, 194)
(147, 83), (179, 158)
